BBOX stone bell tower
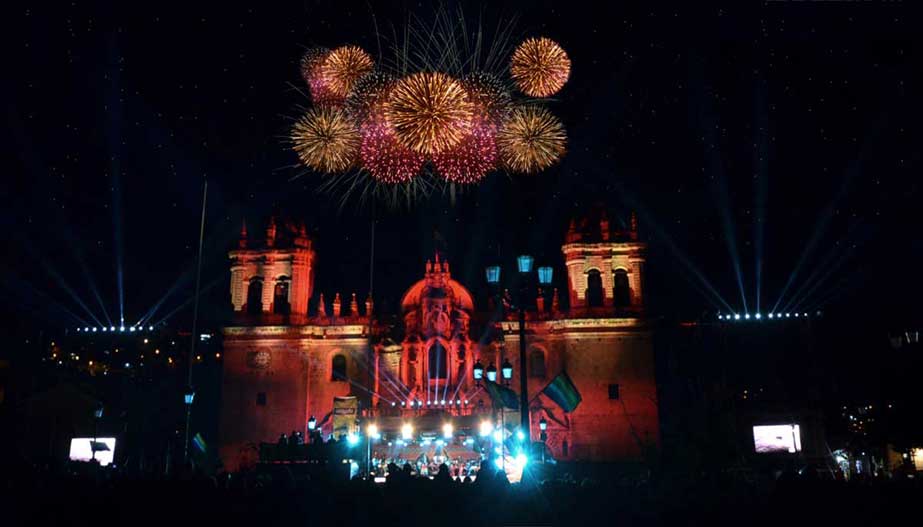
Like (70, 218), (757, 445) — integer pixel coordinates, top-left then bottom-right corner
(562, 211), (645, 316)
(228, 217), (315, 322)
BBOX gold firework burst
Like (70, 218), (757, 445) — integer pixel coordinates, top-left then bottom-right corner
(291, 107), (361, 173)
(385, 72), (473, 155)
(509, 37), (571, 98)
(320, 46), (375, 99)
(497, 106), (566, 173)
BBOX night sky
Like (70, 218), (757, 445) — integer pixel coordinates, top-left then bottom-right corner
(4, 2), (920, 344)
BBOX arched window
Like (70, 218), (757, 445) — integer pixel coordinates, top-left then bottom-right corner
(428, 341), (447, 379)
(529, 348), (546, 378)
(613, 269), (630, 308)
(246, 278), (263, 315)
(331, 354), (347, 381)
(273, 278), (290, 314)
(586, 269), (604, 307)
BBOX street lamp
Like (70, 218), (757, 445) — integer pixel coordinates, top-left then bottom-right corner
(501, 358), (513, 386)
(183, 387), (195, 464)
(485, 255), (550, 443)
(473, 360), (484, 386)
(486, 363), (498, 383)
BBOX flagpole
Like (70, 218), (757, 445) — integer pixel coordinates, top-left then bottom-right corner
(184, 177), (207, 465)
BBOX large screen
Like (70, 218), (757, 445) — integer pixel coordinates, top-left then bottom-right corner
(69, 437), (116, 466)
(753, 425), (802, 454)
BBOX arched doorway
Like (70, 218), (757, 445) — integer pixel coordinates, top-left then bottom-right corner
(246, 278), (263, 315)
(586, 270), (604, 307)
(273, 278), (290, 314)
(428, 341), (447, 380)
(613, 269), (630, 308)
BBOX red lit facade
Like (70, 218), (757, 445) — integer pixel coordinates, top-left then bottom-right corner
(218, 215), (659, 470)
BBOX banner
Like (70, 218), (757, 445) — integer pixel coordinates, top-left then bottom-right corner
(332, 396), (358, 438)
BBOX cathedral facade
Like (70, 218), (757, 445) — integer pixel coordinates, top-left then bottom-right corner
(218, 215), (659, 471)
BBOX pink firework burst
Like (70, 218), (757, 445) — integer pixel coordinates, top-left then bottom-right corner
(360, 116), (426, 184)
(431, 118), (498, 184)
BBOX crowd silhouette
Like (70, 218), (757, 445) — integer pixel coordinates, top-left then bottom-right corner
(3, 455), (923, 527)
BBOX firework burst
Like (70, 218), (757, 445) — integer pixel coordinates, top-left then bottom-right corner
(291, 107), (361, 173)
(320, 46), (375, 100)
(497, 106), (566, 173)
(385, 72), (473, 156)
(432, 118), (498, 184)
(344, 72), (394, 123)
(360, 113), (426, 184)
(509, 37), (571, 98)
(462, 72), (512, 125)
(300, 47), (338, 106)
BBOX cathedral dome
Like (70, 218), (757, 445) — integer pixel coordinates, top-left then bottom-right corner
(399, 255), (475, 313)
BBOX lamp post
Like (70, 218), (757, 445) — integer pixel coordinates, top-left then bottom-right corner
(485, 256), (553, 442)
(92, 405), (104, 463)
(539, 417), (548, 464)
(183, 387), (195, 464)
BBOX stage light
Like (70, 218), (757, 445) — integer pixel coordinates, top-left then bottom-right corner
(463, 400), (469, 405)
(785, 313), (791, 318)
(515, 453), (528, 467)
(494, 458), (504, 470)
(803, 312), (808, 317)
(148, 326), (154, 331)
(102, 327), (108, 332)
(441, 399), (446, 405)
(717, 314), (723, 320)
(516, 429), (526, 442)
(84, 327), (90, 332)
(346, 433), (359, 446)
(391, 402), (396, 407)
(795, 313), (800, 318)
(734, 314), (741, 320)
(92, 327), (97, 332)
(479, 421), (493, 437)
(367, 424), (380, 440)
(768, 313), (774, 319)
(435, 439), (445, 446)
(124, 362), (130, 368)
(130, 327), (136, 332)
(493, 430), (503, 443)
(110, 326), (116, 331)
(442, 423), (453, 439)
(401, 423), (413, 440)
(745, 314), (750, 320)
(755, 313), (762, 320)
(308, 416), (317, 430)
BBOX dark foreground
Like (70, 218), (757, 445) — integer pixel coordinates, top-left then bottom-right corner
(4, 463), (921, 527)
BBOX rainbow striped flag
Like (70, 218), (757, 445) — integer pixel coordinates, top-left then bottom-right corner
(542, 371), (582, 413)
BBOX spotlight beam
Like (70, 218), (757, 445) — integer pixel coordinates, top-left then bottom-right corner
(752, 73), (769, 316)
(690, 56), (748, 312)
